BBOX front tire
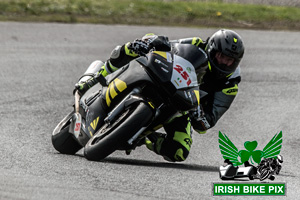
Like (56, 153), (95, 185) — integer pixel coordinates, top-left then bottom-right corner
(84, 102), (153, 161)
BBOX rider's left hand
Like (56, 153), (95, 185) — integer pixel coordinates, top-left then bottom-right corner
(190, 105), (211, 132)
(127, 39), (150, 56)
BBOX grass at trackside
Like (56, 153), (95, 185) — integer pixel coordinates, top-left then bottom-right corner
(0, 0), (299, 30)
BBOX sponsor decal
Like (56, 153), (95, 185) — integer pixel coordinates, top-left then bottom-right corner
(174, 80), (179, 86)
(90, 117), (99, 130)
(174, 65), (191, 86)
(75, 123), (81, 132)
(222, 84), (238, 95)
(186, 67), (191, 73)
(161, 67), (169, 73)
(154, 58), (170, 72)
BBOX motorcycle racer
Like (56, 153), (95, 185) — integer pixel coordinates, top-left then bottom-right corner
(75, 29), (245, 162)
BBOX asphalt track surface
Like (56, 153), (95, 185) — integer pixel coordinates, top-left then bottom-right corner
(0, 22), (299, 200)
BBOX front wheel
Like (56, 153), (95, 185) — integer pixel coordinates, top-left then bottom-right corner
(84, 102), (154, 161)
(259, 168), (270, 181)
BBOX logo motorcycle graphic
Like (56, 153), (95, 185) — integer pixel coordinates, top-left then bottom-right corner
(219, 131), (282, 166)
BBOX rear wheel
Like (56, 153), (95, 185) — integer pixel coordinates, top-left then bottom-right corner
(84, 102), (153, 161)
(52, 112), (82, 155)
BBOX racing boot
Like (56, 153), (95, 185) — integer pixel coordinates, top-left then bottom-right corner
(125, 132), (166, 155)
(125, 137), (149, 155)
(145, 132), (166, 155)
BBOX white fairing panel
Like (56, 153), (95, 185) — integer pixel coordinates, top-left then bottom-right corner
(237, 166), (252, 175)
(171, 55), (198, 89)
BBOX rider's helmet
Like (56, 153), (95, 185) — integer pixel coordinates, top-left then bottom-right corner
(206, 29), (245, 79)
(277, 155), (283, 163)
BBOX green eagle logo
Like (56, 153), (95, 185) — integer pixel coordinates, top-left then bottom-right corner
(219, 131), (282, 166)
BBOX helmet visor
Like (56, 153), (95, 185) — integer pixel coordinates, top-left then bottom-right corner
(214, 52), (236, 72)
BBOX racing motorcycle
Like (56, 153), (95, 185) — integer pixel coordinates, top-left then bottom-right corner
(52, 40), (208, 161)
(256, 156), (283, 181)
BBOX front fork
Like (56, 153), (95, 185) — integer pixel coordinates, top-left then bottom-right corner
(69, 91), (89, 146)
(69, 60), (105, 146)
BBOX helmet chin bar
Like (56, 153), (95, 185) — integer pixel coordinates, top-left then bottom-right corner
(208, 61), (231, 79)
(212, 58), (235, 75)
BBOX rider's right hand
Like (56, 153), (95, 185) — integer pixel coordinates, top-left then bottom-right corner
(74, 78), (97, 96)
(74, 82), (88, 96)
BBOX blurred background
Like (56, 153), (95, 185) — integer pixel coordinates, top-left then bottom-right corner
(0, 0), (299, 30)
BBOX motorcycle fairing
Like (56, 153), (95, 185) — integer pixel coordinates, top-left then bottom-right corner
(105, 78), (127, 107)
(144, 50), (198, 89)
(171, 43), (208, 74)
(142, 45), (206, 111)
(73, 90), (109, 142)
(130, 52), (200, 111)
(83, 43), (208, 139)
(102, 61), (155, 109)
(78, 61), (156, 142)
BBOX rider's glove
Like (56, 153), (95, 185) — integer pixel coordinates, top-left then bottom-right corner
(127, 39), (150, 56)
(190, 105), (211, 133)
(142, 34), (171, 52)
(74, 67), (109, 96)
(74, 77), (98, 96)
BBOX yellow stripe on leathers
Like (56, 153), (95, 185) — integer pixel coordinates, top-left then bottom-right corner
(106, 78), (127, 107)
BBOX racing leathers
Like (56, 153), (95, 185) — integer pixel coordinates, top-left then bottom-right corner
(77, 34), (241, 162)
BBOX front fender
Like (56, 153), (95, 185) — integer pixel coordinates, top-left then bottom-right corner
(104, 88), (155, 125)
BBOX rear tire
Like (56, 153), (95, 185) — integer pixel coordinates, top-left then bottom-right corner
(84, 102), (153, 161)
(52, 112), (82, 155)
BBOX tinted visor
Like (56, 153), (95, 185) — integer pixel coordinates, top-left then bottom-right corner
(214, 52), (236, 72)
